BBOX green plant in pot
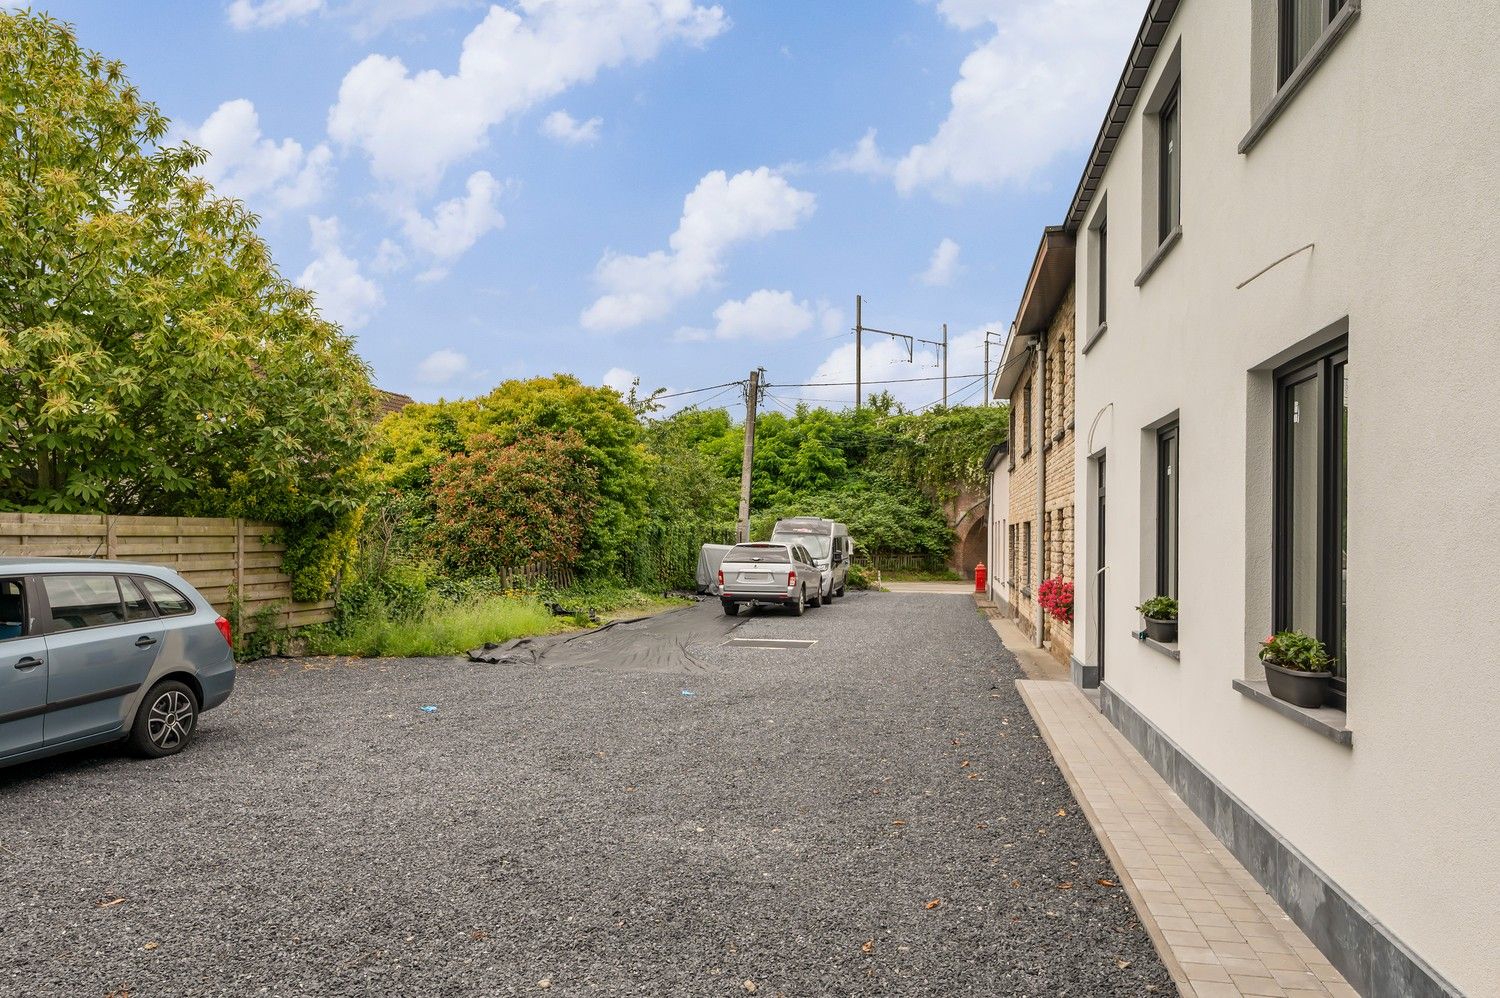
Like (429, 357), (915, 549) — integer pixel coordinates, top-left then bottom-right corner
(1136, 596), (1178, 643)
(1258, 631), (1333, 708)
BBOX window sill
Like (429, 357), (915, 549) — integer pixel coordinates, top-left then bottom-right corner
(1051, 427), (1066, 444)
(1130, 630), (1180, 661)
(1021, 446), (1032, 460)
(1082, 321), (1107, 355)
(1239, 0), (1360, 154)
(1232, 679), (1352, 746)
(1134, 226), (1182, 287)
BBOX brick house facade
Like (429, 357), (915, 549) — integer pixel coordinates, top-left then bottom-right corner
(992, 229), (1075, 666)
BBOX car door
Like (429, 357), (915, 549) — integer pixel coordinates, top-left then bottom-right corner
(39, 574), (164, 746)
(0, 576), (47, 760)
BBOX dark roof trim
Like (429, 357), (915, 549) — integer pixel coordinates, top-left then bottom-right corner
(1064, 0), (1182, 233)
(985, 442), (1011, 473)
(993, 227), (1075, 400)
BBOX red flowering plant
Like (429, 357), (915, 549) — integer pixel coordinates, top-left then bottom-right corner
(1037, 576), (1073, 623)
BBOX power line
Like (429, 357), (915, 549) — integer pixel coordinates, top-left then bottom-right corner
(652, 379), (746, 401)
(768, 372), (984, 389)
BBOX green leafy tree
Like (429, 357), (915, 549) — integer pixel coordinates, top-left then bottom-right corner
(431, 430), (598, 576)
(0, 11), (373, 596)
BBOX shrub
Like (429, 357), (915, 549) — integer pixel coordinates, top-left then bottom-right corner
(1258, 630), (1332, 673)
(1037, 577), (1073, 623)
(430, 430), (597, 576)
(846, 563), (873, 590)
(1136, 595), (1178, 620)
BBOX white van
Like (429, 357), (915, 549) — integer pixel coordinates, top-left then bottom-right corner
(769, 518), (852, 599)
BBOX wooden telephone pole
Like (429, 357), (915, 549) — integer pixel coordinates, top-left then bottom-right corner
(854, 294), (863, 410)
(942, 322), (949, 407)
(736, 368), (762, 543)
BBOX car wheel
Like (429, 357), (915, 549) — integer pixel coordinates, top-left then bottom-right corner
(722, 600), (738, 617)
(791, 588), (806, 616)
(810, 585), (824, 608)
(129, 680), (199, 759)
(835, 584), (846, 598)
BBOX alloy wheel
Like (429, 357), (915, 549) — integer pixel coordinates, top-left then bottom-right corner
(147, 690), (194, 750)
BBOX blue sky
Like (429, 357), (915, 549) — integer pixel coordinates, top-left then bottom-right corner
(34, 0), (1140, 410)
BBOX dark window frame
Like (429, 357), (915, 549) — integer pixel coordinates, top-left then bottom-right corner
(1279, 0), (1347, 86)
(1021, 379), (1034, 456)
(1273, 338), (1349, 708)
(1157, 83), (1181, 245)
(1096, 217), (1108, 326)
(135, 575), (193, 618)
(1155, 423), (1180, 599)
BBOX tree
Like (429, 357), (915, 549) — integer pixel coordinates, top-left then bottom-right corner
(0, 11), (373, 550)
(430, 431), (597, 576)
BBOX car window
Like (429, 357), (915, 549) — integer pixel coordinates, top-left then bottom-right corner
(726, 544), (790, 564)
(43, 575), (126, 630)
(138, 576), (194, 616)
(0, 578), (27, 641)
(119, 576), (156, 621)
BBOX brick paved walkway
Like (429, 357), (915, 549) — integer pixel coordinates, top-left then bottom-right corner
(1018, 680), (1357, 998)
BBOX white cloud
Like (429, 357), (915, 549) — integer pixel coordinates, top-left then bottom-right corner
(601, 367), (638, 393)
(711, 290), (813, 341)
(848, 0), (1139, 195)
(806, 321), (1001, 410)
(327, 0), (727, 190)
(371, 238), (407, 274)
(228, 0), (323, 30)
(297, 216), (384, 331)
(820, 304), (846, 336)
(581, 167), (815, 331)
(183, 99), (331, 212)
(919, 237), (962, 286)
(399, 170), (506, 279)
(417, 348), (469, 384)
(541, 109), (603, 145)
(826, 127), (891, 177)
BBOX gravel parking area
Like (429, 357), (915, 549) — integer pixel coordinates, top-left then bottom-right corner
(0, 591), (1172, 996)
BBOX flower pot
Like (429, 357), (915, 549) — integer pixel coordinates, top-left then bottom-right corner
(1262, 660), (1332, 708)
(1143, 616), (1177, 643)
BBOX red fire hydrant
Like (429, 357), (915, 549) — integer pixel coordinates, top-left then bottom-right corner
(974, 562), (987, 593)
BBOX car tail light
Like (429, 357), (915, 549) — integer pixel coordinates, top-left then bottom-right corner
(214, 615), (232, 647)
(787, 569), (796, 588)
(717, 568), (724, 587)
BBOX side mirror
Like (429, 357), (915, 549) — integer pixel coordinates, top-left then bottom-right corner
(832, 552), (843, 565)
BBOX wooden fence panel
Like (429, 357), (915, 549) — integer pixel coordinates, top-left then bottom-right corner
(0, 512), (333, 631)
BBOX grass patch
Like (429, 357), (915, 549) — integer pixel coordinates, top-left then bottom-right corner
(304, 583), (692, 659)
(875, 566), (965, 582)
(306, 596), (568, 658)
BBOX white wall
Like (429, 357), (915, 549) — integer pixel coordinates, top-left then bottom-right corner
(1070, 1), (1500, 991)
(987, 459), (1009, 606)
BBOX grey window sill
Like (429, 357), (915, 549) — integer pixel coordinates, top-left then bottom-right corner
(1051, 427), (1066, 443)
(1239, 0), (1361, 154)
(1082, 321), (1107, 355)
(1134, 226), (1182, 287)
(1130, 630), (1180, 661)
(1233, 679), (1353, 746)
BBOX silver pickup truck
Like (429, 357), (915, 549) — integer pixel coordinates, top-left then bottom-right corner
(717, 542), (825, 617)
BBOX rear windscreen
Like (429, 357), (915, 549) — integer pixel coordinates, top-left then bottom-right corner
(726, 544), (790, 563)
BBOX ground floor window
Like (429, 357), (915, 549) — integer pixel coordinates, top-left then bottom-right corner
(1156, 422), (1179, 598)
(1275, 339), (1348, 706)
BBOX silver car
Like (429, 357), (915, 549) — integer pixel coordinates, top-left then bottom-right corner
(0, 558), (236, 769)
(718, 542), (826, 616)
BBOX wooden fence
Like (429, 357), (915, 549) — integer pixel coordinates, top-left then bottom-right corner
(0, 513), (333, 631)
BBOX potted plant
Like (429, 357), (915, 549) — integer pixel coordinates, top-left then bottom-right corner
(1037, 577), (1073, 624)
(1136, 596), (1178, 643)
(1258, 631), (1334, 708)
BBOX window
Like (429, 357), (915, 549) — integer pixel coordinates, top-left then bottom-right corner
(1275, 341), (1348, 705)
(1096, 218), (1108, 326)
(119, 577), (155, 621)
(1156, 423), (1180, 599)
(0, 578), (27, 641)
(1281, 0), (1346, 85)
(1008, 524), (1018, 587)
(1023, 521), (1033, 590)
(1158, 84), (1181, 244)
(1022, 380), (1033, 453)
(44, 575), (127, 631)
(139, 576), (194, 616)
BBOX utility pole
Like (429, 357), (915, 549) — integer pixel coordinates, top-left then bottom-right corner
(942, 322), (949, 408)
(736, 368), (762, 543)
(983, 333), (990, 408)
(854, 294), (863, 410)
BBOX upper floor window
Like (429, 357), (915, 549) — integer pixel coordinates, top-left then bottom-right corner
(1158, 84), (1181, 244)
(1096, 218), (1108, 326)
(1281, 0), (1347, 85)
(1275, 340), (1348, 707)
(1022, 380), (1034, 454)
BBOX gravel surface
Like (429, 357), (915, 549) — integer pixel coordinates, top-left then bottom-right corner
(0, 591), (1173, 996)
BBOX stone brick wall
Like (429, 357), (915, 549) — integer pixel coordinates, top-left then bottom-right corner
(1005, 283), (1076, 662)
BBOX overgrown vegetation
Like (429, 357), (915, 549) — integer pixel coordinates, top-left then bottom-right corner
(0, 12), (375, 601)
